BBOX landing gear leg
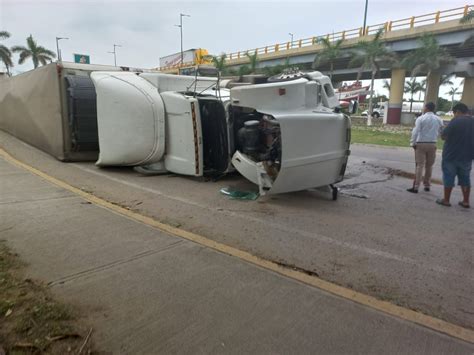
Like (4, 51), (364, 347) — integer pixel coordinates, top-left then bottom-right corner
(330, 184), (338, 201)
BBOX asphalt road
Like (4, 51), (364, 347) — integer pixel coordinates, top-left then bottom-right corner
(2, 153), (473, 353)
(1, 131), (473, 351)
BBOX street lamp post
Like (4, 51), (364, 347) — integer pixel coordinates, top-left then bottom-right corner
(108, 44), (122, 66)
(289, 32), (294, 48)
(362, 0), (369, 35)
(175, 13), (190, 65)
(55, 36), (69, 61)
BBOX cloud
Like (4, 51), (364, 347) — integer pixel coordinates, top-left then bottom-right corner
(0, 0), (468, 102)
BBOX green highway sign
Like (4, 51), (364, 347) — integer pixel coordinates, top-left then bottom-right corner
(74, 53), (90, 64)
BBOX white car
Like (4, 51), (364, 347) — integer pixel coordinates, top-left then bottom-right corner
(361, 108), (383, 118)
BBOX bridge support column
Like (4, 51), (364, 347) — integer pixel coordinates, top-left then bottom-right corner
(461, 77), (474, 113)
(424, 71), (441, 105)
(387, 68), (405, 124)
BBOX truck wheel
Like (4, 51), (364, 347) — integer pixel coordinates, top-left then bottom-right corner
(372, 112), (380, 119)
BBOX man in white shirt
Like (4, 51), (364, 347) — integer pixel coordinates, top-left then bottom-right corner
(407, 102), (444, 193)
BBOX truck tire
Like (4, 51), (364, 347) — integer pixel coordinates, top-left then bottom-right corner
(372, 112), (380, 119)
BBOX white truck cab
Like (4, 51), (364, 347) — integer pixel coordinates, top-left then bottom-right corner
(91, 71), (351, 195)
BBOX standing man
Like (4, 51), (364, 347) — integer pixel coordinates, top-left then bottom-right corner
(436, 103), (473, 208)
(407, 102), (444, 193)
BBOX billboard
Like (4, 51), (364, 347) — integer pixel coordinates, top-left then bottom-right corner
(159, 49), (196, 67)
(74, 54), (90, 64)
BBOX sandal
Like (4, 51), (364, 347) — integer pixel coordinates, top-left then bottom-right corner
(458, 201), (470, 209)
(436, 199), (451, 207)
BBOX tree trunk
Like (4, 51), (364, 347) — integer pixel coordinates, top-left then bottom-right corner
(410, 93), (414, 113)
(367, 70), (376, 126)
(330, 62), (333, 82)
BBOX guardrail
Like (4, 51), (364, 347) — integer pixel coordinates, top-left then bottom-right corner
(157, 5), (472, 71)
(225, 5), (472, 61)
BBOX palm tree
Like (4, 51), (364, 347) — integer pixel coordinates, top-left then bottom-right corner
(401, 34), (455, 103)
(263, 57), (291, 76)
(237, 65), (250, 77)
(418, 79), (426, 101)
(404, 78), (423, 112)
(0, 31), (13, 76)
(382, 79), (390, 93)
(11, 34), (56, 69)
(312, 38), (344, 81)
(245, 52), (259, 74)
(460, 9), (474, 23)
(440, 74), (454, 87)
(212, 54), (226, 75)
(447, 86), (460, 111)
(459, 10), (474, 46)
(349, 29), (397, 125)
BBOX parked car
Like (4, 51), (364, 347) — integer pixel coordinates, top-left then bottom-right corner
(361, 106), (384, 118)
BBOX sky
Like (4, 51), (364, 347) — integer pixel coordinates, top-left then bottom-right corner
(0, 0), (467, 99)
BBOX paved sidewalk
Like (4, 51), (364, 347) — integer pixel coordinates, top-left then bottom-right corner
(1, 155), (473, 353)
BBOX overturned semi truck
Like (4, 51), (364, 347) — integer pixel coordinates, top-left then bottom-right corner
(0, 62), (351, 196)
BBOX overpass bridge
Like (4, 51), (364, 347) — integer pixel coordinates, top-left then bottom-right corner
(224, 5), (474, 123)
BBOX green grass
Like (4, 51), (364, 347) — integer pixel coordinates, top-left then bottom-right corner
(351, 126), (444, 149)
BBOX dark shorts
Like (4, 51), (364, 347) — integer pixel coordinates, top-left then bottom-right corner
(442, 160), (472, 188)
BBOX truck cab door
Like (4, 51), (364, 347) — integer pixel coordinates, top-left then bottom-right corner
(161, 92), (204, 176)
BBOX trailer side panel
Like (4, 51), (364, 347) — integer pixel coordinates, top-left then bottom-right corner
(0, 64), (65, 159)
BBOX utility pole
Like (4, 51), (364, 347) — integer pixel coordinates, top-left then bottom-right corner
(175, 13), (190, 65)
(55, 36), (69, 61)
(289, 33), (294, 48)
(108, 44), (122, 66)
(362, 0), (369, 35)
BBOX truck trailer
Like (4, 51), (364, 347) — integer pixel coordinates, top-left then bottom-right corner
(0, 63), (351, 196)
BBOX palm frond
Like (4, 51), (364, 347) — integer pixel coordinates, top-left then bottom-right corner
(0, 44), (12, 57)
(440, 74), (454, 86)
(347, 52), (364, 68)
(38, 57), (47, 66)
(36, 46), (56, 58)
(312, 38), (345, 72)
(18, 51), (32, 65)
(0, 47), (13, 67)
(212, 54), (226, 71)
(373, 28), (385, 41)
(460, 9), (474, 24)
(11, 45), (28, 53)
(0, 31), (11, 40)
(245, 52), (258, 73)
(26, 35), (37, 50)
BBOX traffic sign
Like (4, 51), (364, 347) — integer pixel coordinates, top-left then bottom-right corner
(74, 53), (90, 64)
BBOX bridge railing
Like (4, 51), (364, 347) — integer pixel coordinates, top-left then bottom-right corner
(225, 5), (472, 61)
